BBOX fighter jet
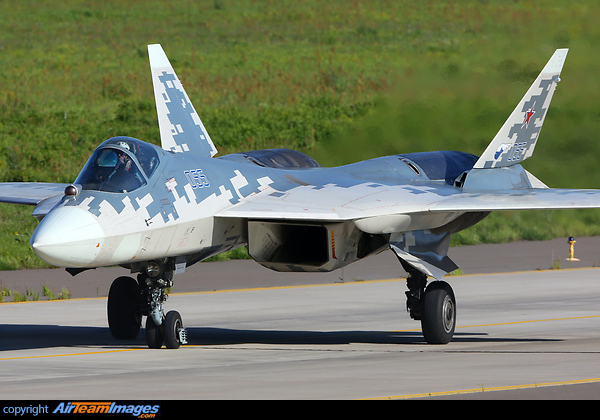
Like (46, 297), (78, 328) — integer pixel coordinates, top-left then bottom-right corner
(2, 45), (597, 349)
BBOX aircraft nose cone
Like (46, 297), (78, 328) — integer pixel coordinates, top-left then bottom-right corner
(30, 206), (104, 267)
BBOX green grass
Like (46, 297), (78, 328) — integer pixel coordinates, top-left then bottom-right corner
(0, 282), (70, 302)
(1, 0), (600, 269)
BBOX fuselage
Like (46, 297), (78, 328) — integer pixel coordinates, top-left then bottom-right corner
(30, 136), (478, 270)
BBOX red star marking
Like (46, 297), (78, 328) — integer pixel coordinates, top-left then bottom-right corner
(522, 101), (536, 129)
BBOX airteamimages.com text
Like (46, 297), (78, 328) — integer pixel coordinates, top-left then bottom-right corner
(3, 402), (162, 417)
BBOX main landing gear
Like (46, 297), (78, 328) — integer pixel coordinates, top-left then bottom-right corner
(405, 269), (456, 344)
(107, 259), (188, 349)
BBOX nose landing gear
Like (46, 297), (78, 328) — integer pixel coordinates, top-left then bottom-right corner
(107, 258), (188, 349)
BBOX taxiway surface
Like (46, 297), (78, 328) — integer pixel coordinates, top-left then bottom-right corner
(2, 237), (600, 399)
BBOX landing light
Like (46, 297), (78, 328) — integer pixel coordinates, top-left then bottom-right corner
(146, 262), (161, 277)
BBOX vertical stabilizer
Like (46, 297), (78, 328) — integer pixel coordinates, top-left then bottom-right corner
(148, 44), (217, 157)
(474, 49), (568, 169)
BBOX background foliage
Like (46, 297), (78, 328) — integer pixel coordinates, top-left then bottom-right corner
(1, 0), (600, 269)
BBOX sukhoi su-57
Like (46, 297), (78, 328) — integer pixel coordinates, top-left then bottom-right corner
(3, 46), (598, 349)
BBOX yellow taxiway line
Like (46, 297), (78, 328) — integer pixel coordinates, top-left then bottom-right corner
(366, 377), (600, 400)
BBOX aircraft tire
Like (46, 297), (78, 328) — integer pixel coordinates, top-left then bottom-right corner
(421, 281), (456, 344)
(163, 310), (184, 349)
(145, 316), (163, 349)
(107, 276), (142, 340)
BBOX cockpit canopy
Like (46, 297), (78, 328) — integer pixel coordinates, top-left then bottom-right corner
(75, 137), (161, 193)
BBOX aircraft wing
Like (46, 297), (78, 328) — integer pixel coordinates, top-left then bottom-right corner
(430, 188), (600, 212)
(0, 182), (68, 205)
(216, 183), (600, 222)
(0, 182), (69, 218)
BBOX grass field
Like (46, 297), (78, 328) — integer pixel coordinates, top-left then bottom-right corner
(1, 0), (600, 269)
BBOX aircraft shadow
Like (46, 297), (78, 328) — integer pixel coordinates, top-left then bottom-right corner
(185, 327), (560, 346)
(1, 324), (560, 351)
(0, 324), (122, 351)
